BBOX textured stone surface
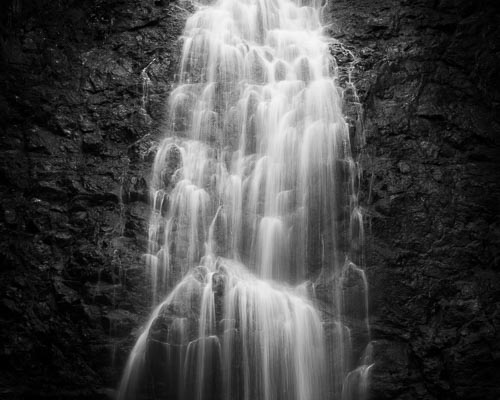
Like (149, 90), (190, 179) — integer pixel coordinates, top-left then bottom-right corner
(0, 0), (190, 397)
(0, 0), (499, 399)
(324, 0), (500, 398)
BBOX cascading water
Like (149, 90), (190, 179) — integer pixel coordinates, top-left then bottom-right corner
(118, 0), (372, 399)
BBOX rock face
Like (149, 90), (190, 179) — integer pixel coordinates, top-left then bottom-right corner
(324, 0), (500, 398)
(0, 0), (190, 397)
(0, 0), (499, 399)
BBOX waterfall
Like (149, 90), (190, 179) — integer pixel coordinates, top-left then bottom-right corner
(118, 0), (372, 399)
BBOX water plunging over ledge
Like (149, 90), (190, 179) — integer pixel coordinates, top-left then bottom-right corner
(118, 0), (372, 399)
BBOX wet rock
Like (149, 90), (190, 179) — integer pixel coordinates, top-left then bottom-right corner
(122, 175), (149, 203)
(161, 144), (182, 189)
(101, 309), (139, 337)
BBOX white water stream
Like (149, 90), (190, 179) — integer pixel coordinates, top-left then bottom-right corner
(118, 0), (372, 398)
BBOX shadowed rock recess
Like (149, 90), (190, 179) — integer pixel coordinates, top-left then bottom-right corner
(0, 0), (498, 399)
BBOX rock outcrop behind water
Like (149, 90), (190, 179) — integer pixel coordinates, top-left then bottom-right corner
(0, 0), (499, 399)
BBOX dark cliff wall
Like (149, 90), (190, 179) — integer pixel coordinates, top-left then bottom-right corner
(0, 0), (189, 397)
(325, 0), (500, 399)
(0, 0), (498, 399)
